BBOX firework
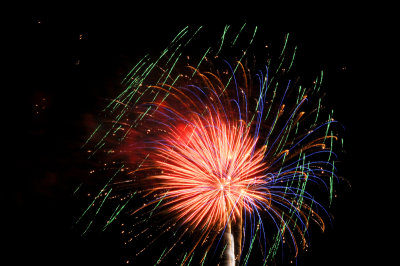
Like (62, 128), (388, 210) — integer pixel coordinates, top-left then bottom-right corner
(77, 25), (342, 265)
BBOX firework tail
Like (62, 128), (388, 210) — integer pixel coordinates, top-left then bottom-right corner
(234, 211), (243, 263)
(225, 212), (244, 266)
(222, 221), (235, 266)
(222, 203), (243, 265)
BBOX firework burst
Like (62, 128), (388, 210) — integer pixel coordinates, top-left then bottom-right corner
(77, 25), (342, 265)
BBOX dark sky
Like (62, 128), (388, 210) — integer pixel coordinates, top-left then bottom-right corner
(12, 6), (392, 266)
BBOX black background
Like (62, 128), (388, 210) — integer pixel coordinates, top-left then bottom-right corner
(11, 5), (393, 266)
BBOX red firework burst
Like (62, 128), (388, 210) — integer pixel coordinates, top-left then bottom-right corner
(150, 111), (268, 233)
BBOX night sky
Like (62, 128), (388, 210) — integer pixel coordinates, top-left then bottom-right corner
(12, 7), (392, 266)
